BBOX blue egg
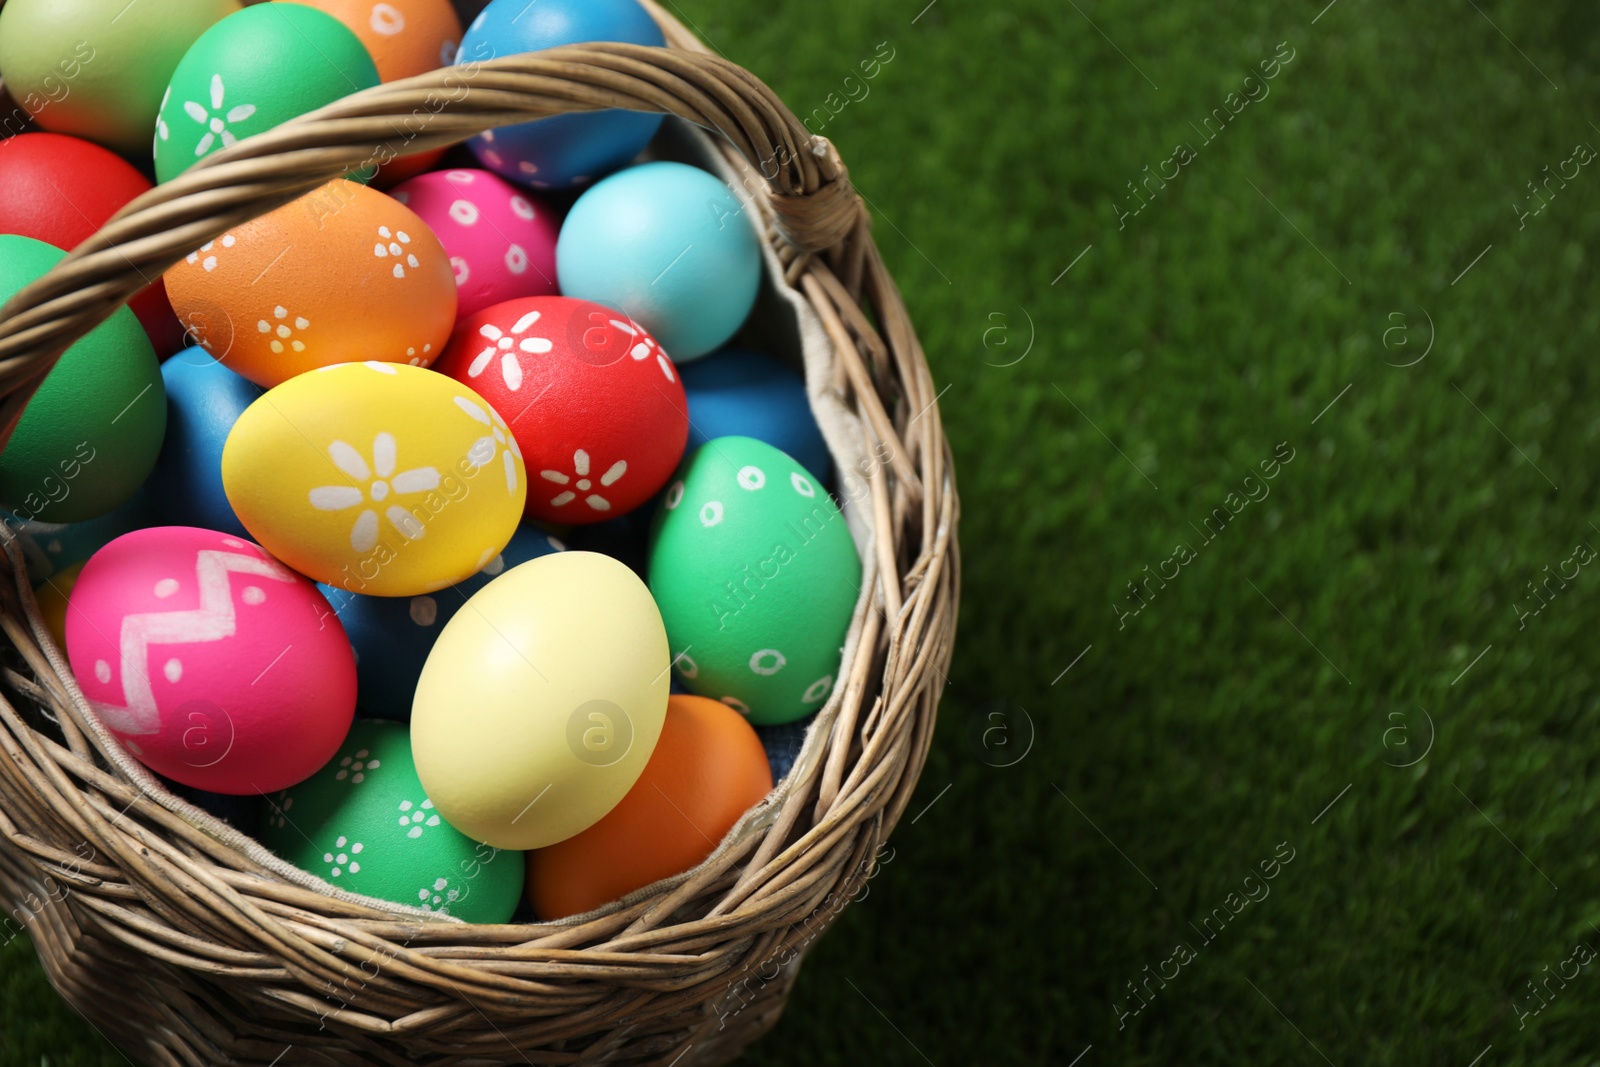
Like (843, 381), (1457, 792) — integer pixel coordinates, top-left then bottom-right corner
(557, 161), (761, 361)
(679, 348), (831, 482)
(6, 489), (157, 584)
(321, 525), (566, 720)
(757, 716), (812, 782)
(147, 349), (264, 537)
(458, 0), (666, 189)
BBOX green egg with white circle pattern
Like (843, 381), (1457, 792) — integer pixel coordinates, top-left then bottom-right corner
(0, 236), (165, 524)
(0, 0), (239, 158)
(153, 3), (378, 183)
(648, 436), (861, 725)
(261, 720), (524, 923)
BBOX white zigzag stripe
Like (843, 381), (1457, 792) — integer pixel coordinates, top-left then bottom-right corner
(91, 549), (295, 737)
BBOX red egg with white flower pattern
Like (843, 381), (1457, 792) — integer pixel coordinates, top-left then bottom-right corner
(433, 296), (688, 524)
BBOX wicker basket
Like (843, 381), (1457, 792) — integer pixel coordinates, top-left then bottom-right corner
(0, 4), (958, 1064)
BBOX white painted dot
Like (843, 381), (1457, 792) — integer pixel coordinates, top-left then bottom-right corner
(749, 649), (786, 676)
(410, 597), (438, 626)
(509, 196), (534, 220)
(483, 554), (506, 576)
(803, 675), (835, 703)
(664, 481), (685, 509)
(163, 658), (183, 683)
(242, 586), (266, 605)
(700, 500), (724, 527)
(153, 578), (179, 598)
(222, 538), (246, 548)
(449, 199), (480, 226)
(676, 652), (699, 679)
(737, 466), (766, 491)
(791, 472), (816, 497)
(505, 244), (528, 274)
(94, 660), (111, 683)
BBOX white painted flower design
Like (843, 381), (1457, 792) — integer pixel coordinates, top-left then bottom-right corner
(257, 306), (309, 354)
(184, 74), (257, 156)
(323, 836), (363, 877)
(419, 876), (462, 910)
(185, 234), (236, 272)
(469, 309), (552, 392)
(611, 316), (676, 383)
(374, 226), (420, 279)
(541, 449), (626, 512)
(454, 396), (522, 494)
(308, 433), (442, 552)
(334, 748), (380, 783)
(398, 798), (442, 839)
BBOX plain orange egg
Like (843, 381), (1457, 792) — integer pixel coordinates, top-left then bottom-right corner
(164, 178), (457, 387)
(298, 0), (463, 82)
(527, 695), (774, 920)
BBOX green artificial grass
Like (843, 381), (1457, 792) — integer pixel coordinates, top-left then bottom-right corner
(7, 0), (1600, 1062)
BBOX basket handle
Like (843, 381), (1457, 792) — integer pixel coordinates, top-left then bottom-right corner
(0, 41), (868, 454)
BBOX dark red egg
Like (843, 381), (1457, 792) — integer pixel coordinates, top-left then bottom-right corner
(0, 132), (184, 354)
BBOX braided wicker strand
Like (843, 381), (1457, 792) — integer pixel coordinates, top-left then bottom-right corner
(0, 6), (958, 1064)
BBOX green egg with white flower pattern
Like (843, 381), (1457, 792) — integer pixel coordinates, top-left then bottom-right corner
(648, 436), (861, 725)
(153, 3), (378, 183)
(261, 720), (522, 923)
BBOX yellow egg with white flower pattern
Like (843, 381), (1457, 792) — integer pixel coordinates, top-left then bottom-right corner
(221, 362), (526, 596)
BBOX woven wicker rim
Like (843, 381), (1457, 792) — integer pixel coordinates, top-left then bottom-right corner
(0, 7), (959, 1063)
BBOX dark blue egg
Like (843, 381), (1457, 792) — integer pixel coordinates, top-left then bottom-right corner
(148, 349), (263, 537)
(457, 0), (666, 189)
(321, 525), (566, 721)
(6, 488), (157, 584)
(679, 348), (832, 482)
(756, 715), (812, 782)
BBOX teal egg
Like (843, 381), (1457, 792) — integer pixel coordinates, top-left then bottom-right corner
(647, 436), (861, 725)
(153, 3), (379, 183)
(0, 236), (165, 523)
(261, 721), (523, 923)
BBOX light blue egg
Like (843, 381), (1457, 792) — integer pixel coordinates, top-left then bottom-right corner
(557, 161), (762, 361)
(6, 489), (157, 585)
(320, 525), (566, 721)
(147, 349), (264, 538)
(458, 0), (665, 189)
(679, 348), (831, 482)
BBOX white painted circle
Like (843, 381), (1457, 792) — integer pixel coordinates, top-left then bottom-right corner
(749, 649), (787, 676)
(803, 675), (835, 703)
(700, 501), (724, 527)
(721, 696), (752, 716)
(737, 466), (766, 490)
(791, 472), (816, 497)
(664, 481), (685, 509)
(676, 652), (699, 679)
(448, 199), (480, 226)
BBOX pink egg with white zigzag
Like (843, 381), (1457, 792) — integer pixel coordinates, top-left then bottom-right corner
(65, 526), (357, 795)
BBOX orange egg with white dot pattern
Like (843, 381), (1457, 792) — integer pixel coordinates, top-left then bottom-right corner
(165, 179), (457, 388)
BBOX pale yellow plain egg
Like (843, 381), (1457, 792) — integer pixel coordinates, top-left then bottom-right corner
(410, 551), (670, 850)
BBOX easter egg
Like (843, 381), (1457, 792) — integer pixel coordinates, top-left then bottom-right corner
(297, 0), (461, 82)
(457, 0), (665, 190)
(648, 437), (860, 725)
(757, 716), (811, 783)
(411, 551), (669, 850)
(680, 348), (831, 482)
(557, 162), (761, 361)
(33, 561), (83, 651)
(153, 3), (380, 183)
(164, 179), (457, 387)
(262, 720), (523, 921)
(5, 491), (157, 585)
(64, 527), (357, 794)
(222, 362), (526, 596)
(0, 133), (185, 355)
(527, 694), (771, 919)
(433, 296), (687, 524)
(0, 0), (238, 158)
(390, 169), (560, 318)
(321, 525), (565, 720)
(0, 236), (166, 524)
(148, 350), (264, 538)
